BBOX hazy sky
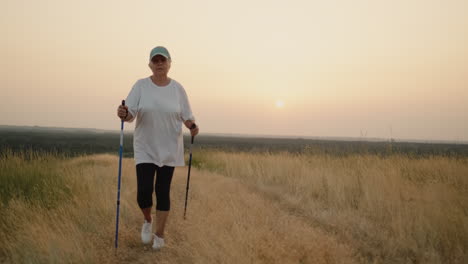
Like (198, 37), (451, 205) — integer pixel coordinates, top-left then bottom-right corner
(2, 0), (467, 141)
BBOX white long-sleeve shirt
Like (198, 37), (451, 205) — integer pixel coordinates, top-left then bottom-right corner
(125, 77), (195, 166)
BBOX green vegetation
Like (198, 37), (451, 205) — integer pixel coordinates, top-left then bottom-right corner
(0, 126), (134, 157)
(0, 150), (71, 208)
(1, 125), (468, 158)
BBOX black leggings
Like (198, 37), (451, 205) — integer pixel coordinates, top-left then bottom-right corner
(136, 163), (175, 211)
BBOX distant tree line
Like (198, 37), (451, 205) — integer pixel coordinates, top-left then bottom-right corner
(1, 129), (468, 158)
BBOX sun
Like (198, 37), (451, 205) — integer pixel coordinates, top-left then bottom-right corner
(275, 100), (285, 108)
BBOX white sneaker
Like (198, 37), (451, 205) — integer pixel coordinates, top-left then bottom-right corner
(141, 220), (153, 244)
(152, 234), (165, 250)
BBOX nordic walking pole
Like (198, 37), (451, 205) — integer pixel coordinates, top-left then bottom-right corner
(115, 100), (125, 249)
(184, 128), (195, 220)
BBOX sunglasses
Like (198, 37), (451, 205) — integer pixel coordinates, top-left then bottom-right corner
(151, 56), (167, 64)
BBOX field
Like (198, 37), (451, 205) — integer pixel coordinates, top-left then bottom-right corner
(1, 126), (467, 263)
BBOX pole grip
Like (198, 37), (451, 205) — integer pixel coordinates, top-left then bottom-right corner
(121, 100), (127, 123)
(190, 123), (196, 144)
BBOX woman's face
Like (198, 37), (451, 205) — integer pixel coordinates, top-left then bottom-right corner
(149, 55), (171, 76)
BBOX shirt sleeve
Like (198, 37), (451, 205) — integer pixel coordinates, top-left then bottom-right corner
(178, 85), (195, 122)
(125, 80), (141, 123)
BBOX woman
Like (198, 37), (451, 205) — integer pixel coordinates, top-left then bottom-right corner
(116, 46), (199, 250)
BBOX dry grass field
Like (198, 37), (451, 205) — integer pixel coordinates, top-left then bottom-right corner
(195, 151), (468, 263)
(1, 150), (467, 263)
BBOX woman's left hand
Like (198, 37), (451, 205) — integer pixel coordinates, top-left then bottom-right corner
(190, 125), (199, 137)
(185, 121), (199, 137)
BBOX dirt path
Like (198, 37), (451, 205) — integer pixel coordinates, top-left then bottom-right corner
(111, 166), (359, 264)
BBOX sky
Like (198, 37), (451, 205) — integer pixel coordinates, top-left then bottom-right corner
(1, 0), (467, 141)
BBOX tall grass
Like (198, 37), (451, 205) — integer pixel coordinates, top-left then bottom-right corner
(194, 150), (468, 263)
(0, 151), (129, 263)
(0, 150), (71, 208)
(0, 150), (358, 264)
(2, 149), (467, 263)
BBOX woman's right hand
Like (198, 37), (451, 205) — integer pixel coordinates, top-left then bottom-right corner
(117, 105), (128, 120)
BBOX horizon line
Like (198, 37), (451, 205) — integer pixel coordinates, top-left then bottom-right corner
(1, 124), (467, 145)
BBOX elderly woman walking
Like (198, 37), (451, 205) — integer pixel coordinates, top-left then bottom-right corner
(117, 46), (199, 250)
